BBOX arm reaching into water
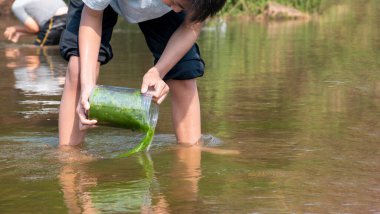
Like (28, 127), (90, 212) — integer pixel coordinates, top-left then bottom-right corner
(76, 5), (104, 129)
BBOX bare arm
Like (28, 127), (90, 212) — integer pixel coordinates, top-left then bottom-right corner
(77, 5), (103, 127)
(4, 17), (39, 43)
(79, 6), (102, 93)
(141, 19), (203, 104)
(156, 20), (202, 78)
(20, 17), (40, 33)
(6, 17), (39, 34)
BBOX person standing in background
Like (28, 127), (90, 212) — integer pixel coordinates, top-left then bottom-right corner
(3, 0), (68, 46)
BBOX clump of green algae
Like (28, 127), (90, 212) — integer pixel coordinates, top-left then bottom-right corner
(88, 86), (156, 157)
(117, 128), (154, 158)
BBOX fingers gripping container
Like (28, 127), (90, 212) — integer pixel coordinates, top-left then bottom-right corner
(88, 85), (159, 152)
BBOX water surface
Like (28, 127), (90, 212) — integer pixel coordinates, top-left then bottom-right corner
(0, 1), (379, 213)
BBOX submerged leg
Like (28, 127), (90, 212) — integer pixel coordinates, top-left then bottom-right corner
(59, 56), (84, 145)
(59, 56), (99, 145)
(167, 79), (201, 145)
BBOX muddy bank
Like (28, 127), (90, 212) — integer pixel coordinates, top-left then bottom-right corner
(223, 1), (311, 21)
(258, 2), (310, 20)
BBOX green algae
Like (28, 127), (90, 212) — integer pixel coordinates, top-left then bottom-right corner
(88, 85), (158, 157)
(116, 128), (154, 158)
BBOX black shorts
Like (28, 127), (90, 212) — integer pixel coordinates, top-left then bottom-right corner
(35, 14), (66, 46)
(138, 11), (205, 80)
(59, 0), (118, 65)
(59, 1), (204, 80)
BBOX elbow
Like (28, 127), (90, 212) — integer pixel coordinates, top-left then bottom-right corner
(26, 26), (39, 34)
(24, 18), (40, 33)
(183, 20), (203, 37)
(29, 27), (39, 34)
(190, 22), (203, 38)
(193, 22), (203, 34)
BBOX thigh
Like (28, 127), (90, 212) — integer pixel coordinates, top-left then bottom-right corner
(138, 11), (205, 80)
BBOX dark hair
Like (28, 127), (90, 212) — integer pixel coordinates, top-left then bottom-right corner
(189, 0), (226, 23)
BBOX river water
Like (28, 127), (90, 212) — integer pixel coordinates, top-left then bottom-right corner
(0, 1), (379, 213)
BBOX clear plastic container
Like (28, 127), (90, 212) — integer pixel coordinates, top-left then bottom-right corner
(88, 85), (158, 156)
(88, 85), (158, 131)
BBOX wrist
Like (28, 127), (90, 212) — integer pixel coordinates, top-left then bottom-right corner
(81, 83), (95, 94)
(80, 70), (97, 89)
(148, 66), (165, 79)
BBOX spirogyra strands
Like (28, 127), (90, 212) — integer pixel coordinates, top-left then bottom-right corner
(89, 85), (158, 157)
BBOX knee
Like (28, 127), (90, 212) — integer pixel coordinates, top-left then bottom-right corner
(170, 79), (197, 91)
(65, 57), (80, 86)
(168, 79), (198, 98)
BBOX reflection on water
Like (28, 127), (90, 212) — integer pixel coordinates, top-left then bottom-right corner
(0, 0), (380, 213)
(58, 143), (204, 213)
(1, 45), (65, 122)
(4, 46), (65, 96)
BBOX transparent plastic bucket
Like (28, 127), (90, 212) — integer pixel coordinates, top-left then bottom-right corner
(88, 85), (159, 132)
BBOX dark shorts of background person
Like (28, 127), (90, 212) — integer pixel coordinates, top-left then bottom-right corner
(59, 1), (204, 80)
(35, 14), (67, 46)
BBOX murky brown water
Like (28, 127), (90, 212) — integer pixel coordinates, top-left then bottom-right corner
(1, 1), (379, 213)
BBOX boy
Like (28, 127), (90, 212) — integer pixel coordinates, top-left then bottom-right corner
(4, 0), (67, 46)
(59, 0), (226, 146)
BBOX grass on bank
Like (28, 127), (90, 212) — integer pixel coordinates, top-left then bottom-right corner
(221, 0), (323, 16)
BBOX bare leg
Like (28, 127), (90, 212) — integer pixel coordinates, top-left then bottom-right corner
(59, 56), (84, 145)
(166, 79), (201, 145)
(59, 57), (99, 145)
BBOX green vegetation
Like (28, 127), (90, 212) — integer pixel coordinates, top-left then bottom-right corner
(117, 129), (154, 158)
(89, 86), (156, 157)
(89, 87), (150, 131)
(274, 0), (323, 12)
(221, 0), (323, 16)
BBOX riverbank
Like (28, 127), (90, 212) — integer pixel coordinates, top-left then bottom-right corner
(221, 0), (322, 17)
(221, 1), (315, 21)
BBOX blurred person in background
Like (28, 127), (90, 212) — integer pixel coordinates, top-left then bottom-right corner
(3, 0), (68, 46)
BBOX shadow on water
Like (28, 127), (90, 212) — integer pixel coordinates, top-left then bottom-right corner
(0, 0), (380, 213)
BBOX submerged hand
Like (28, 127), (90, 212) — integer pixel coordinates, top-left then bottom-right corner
(4, 27), (18, 43)
(10, 32), (21, 43)
(77, 87), (97, 130)
(141, 67), (169, 104)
